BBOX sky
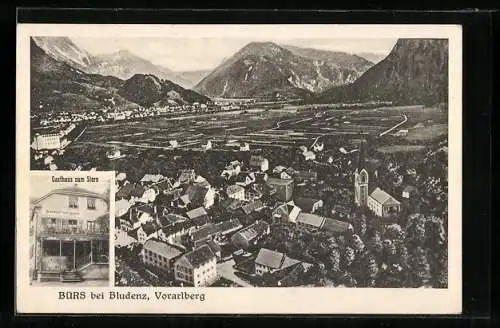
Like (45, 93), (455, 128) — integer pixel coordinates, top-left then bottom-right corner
(72, 37), (397, 72)
(30, 174), (111, 199)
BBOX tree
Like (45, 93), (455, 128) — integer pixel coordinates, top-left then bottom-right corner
(351, 234), (365, 254)
(342, 246), (356, 269)
(409, 247), (432, 287)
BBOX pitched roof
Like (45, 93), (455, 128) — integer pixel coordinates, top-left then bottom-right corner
(158, 213), (187, 227)
(116, 183), (145, 199)
(141, 222), (158, 236)
(321, 218), (352, 234)
(250, 155), (267, 166)
(296, 213), (325, 228)
(192, 214), (210, 227)
(227, 184), (245, 195)
(294, 197), (321, 212)
(200, 239), (222, 255)
(33, 186), (108, 204)
(233, 221), (269, 242)
(266, 178), (294, 186)
(369, 187), (401, 206)
(140, 174), (164, 183)
(240, 199), (264, 215)
(255, 248), (284, 269)
(161, 220), (193, 236)
(191, 219), (242, 242)
(136, 203), (157, 216)
(127, 227), (140, 240)
(184, 184), (209, 205)
(143, 238), (183, 259)
(220, 198), (243, 211)
(182, 245), (215, 267)
(186, 207), (208, 219)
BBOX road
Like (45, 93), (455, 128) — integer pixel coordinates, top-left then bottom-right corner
(379, 114), (408, 137)
(216, 259), (254, 287)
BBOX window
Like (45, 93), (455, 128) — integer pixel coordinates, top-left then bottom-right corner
(87, 198), (96, 210)
(68, 220), (77, 225)
(50, 219), (57, 224)
(68, 196), (78, 208)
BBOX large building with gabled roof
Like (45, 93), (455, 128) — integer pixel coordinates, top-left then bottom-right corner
(174, 244), (217, 287)
(368, 187), (401, 217)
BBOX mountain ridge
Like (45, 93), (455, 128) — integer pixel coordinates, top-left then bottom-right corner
(314, 38), (449, 105)
(193, 41), (374, 99)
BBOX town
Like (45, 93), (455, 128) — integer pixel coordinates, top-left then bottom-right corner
(103, 128), (448, 288)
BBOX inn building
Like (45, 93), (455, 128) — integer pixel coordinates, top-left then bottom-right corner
(30, 186), (110, 283)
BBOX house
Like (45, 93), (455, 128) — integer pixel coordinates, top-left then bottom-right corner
(293, 197), (323, 214)
(116, 183), (145, 202)
(299, 145), (308, 153)
(230, 221), (270, 250)
(29, 186), (110, 282)
(321, 218), (354, 235)
(273, 165), (287, 174)
(402, 185), (419, 199)
(295, 213), (353, 234)
(201, 140), (212, 150)
(169, 140), (179, 148)
(190, 219), (243, 247)
(313, 142), (324, 152)
(239, 142), (250, 151)
(280, 171), (293, 180)
(157, 213), (187, 228)
(302, 151), (316, 161)
(249, 155), (269, 172)
(154, 188), (182, 207)
(177, 169), (196, 185)
(139, 187), (158, 203)
(293, 171), (318, 184)
(266, 178), (294, 202)
(186, 207), (208, 220)
(197, 239), (222, 262)
(115, 172), (127, 183)
(183, 184), (215, 209)
(137, 222), (159, 244)
(141, 238), (184, 275)
(158, 221), (193, 244)
(254, 248), (303, 276)
(295, 213), (325, 232)
(226, 184), (246, 200)
(106, 149), (123, 160)
(272, 201), (302, 223)
(115, 199), (132, 219)
(174, 245), (217, 287)
(244, 184), (264, 201)
(235, 172), (256, 187)
(140, 174), (164, 185)
(368, 187), (401, 217)
(221, 161), (241, 179)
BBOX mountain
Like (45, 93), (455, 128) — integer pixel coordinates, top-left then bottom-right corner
(118, 74), (210, 107)
(32, 37), (192, 88)
(31, 39), (209, 113)
(31, 38), (136, 113)
(356, 52), (387, 64)
(89, 49), (191, 86)
(32, 36), (99, 72)
(174, 69), (212, 88)
(193, 42), (374, 99)
(315, 39), (449, 105)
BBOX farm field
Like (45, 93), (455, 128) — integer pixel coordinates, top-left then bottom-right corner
(68, 105), (447, 154)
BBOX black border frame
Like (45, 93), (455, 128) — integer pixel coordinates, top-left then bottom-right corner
(7, 7), (493, 326)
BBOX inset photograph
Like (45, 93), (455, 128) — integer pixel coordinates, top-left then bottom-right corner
(29, 171), (113, 286)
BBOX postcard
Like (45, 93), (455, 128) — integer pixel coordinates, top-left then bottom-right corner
(16, 23), (462, 314)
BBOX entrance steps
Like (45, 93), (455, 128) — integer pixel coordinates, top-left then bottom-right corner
(60, 271), (83, 283)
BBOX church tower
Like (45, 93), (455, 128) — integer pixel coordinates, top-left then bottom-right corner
(354, 137), (369, 207)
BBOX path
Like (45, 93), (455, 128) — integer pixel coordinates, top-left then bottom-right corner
(379, 114), (408, 137)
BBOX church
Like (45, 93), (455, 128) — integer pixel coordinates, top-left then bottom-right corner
(353, 139), (401, 218)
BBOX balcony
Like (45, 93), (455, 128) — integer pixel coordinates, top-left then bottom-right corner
(38, 224), (109, 238)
